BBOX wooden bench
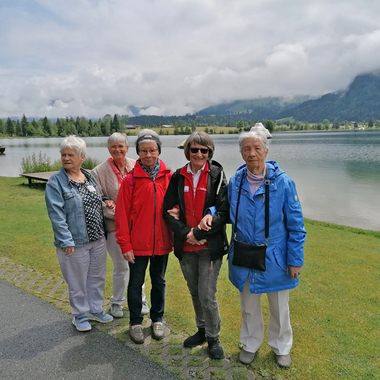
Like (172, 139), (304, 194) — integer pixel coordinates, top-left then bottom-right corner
(20, 171), (59, 186)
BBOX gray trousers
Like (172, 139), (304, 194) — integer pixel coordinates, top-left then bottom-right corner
(57, 237), (107, 316)
(179, 249), (222, 340)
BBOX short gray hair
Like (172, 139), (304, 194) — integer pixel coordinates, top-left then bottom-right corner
(108, 132), (129, 147)
(184, 131), (214, 161)
(60, 135), (87, 156)
(135, 129), (162, 154)
(238, 130), (269, 153)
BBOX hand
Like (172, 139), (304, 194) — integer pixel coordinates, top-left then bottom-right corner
(289, 266), (303, 279)
(198, 214), (213, 231)
(186, 228), (207, 245)
(62, 246), (75, 256)
(167, 207), (180, 220)
(105, 200), (116, 210)
(122, 250), (135, 263)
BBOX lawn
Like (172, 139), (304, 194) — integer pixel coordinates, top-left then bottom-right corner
(0, 177), (379, 379)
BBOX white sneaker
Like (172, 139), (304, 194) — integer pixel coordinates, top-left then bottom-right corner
(110, 303), (124, 318)
(141, 300), (149, 315)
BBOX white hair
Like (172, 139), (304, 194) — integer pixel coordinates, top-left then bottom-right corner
(60, 135), (87, 156)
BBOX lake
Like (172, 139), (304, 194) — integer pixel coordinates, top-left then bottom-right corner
(1, 130), (380, 231)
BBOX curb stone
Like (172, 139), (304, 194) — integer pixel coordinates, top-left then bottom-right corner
(0, 256), (256, 380)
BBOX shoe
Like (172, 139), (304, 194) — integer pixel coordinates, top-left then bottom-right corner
(151, 322), (164, 340)
(239, 349), (256, 365)
(208, 339), (224, 359)
(72, 314), (92, 332)
(110, 304), (124, 318)
(130, 325), (144, 344)
(276, 354), (292, 368)
(88, 310), (113, 323)
(141, 300), (149, 315)
(183, 328), (206, 348)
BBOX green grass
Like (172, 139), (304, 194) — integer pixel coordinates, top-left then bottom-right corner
(0, 177), (379, 379)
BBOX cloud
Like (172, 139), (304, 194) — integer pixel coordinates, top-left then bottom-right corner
(2, 0), (380, 118)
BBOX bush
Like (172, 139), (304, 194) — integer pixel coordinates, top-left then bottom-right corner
(20, 152), (100, 173)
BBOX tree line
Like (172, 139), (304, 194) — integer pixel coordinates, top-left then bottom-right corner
(0, 114), (127, 138)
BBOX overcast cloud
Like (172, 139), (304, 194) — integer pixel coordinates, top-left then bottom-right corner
(2, 0), (380, 119)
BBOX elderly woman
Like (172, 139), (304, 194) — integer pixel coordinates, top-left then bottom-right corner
(163, 131), (229, 360)
(45, 135), (113, 332)
(115, 129), (172, 344)
(92, 133), (149, 318)
(228, 127), (306, 368)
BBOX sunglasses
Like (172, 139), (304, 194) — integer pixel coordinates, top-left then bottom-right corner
(190, 147), (209, 154)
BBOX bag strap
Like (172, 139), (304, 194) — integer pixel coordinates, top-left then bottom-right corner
(234, 167), (270, 242)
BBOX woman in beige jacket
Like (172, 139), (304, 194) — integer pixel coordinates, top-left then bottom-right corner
(92, 132), (149, 318)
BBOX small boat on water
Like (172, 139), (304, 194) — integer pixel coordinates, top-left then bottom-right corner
(177, 140), (185, 149)
(0, 146), (5, 154)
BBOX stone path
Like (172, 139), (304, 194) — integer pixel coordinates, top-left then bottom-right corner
(0, 257), (255, 380)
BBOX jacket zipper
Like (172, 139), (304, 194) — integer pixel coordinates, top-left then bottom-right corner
(152, 178), (156, 257)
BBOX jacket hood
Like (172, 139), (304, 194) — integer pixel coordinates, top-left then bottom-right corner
(235, 160), (284, 180)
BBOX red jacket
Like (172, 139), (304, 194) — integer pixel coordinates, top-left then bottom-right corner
(115, 160), (173, 256)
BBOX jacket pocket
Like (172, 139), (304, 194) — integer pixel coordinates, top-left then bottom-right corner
(273, 247), (287, 272)
(63, 191), (75, 200)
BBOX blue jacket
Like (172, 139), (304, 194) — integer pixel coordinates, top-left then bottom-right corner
(45, 167), (103, 248)
(228, 161), (306, 294)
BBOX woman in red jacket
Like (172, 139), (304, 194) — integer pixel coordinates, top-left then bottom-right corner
(115, 129), (172, 344)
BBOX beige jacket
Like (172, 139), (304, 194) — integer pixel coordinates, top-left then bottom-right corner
(92, 157), (136, 231)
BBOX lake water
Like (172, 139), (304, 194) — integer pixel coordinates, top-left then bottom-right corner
(1, 130), (380, 231)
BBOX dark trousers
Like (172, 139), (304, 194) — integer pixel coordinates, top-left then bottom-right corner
(127, 254), (169, 326)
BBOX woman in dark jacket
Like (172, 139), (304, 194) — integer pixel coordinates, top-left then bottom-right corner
(163, 131), (229, 360)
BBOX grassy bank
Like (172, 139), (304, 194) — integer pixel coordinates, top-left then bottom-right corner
(0, 177), (379, 379)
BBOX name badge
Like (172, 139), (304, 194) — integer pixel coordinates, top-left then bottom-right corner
(87, 185), (96, 192)
(184, 186), (189, 192)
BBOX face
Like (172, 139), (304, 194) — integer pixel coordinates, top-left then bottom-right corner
(241, 138), (268, 172)
(108, 141), (128, 161)
(61, 148), (85, 171)
(189, 143), (210, 172)
(138, 141), (160, 170)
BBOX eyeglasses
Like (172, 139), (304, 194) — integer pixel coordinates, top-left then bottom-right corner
(139, 149), (159, 155)
(190, 147), (209, 154)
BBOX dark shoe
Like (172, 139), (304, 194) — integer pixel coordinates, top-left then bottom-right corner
(183, 328), (206, 348)
(208, 339), (224, 359)
(276, 354), (291, 368)
(239, 349), (256, 364)
(129, 325), (144, 344)
(151, 322), (164, 340)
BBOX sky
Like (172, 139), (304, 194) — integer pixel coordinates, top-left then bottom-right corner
(2, 0), (380, 119)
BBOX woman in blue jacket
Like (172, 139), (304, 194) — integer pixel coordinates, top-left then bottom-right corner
(45, 135), (113, 332)
(228, 127), (306, 368)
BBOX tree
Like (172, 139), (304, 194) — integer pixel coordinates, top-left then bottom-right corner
(237, 119), (245, 131)
(354, 122), (359, 129)
(332, 120), (340, 129)
(42, 116), (52, 136)
(21, 114), (29, 136)
(368, 119), (374, 128)
(0, 119), (4, 135)
(322, 119), (330, 130)
(15, 120), (22, 136)
(6, 118), (14, 136)
(111, 114), (123, 133)
(265, 120), (275, 133)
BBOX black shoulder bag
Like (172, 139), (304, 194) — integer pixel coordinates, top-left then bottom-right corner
(232, 172), (270, 272)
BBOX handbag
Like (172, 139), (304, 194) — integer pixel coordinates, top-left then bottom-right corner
(232, 170), (270, 272)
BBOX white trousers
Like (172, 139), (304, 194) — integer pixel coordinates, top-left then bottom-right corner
(240, 279), (293, 355)
(57, 238), (107, 316)
(106, 232), (146, 306)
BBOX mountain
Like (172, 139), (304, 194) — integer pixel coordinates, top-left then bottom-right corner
(195, 96), (311, 119)
(278, 73), (380, 122)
